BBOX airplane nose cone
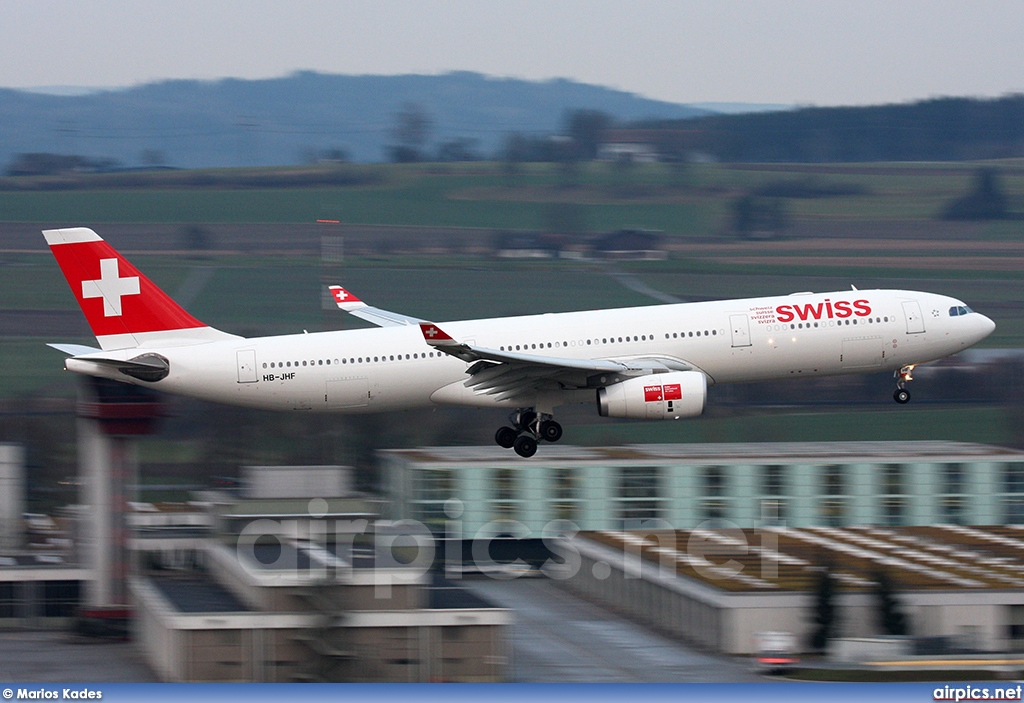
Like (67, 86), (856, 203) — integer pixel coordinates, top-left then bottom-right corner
(975, 313), (996, 342)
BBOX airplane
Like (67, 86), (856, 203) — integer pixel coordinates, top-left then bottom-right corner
(44, 227), (996, 458)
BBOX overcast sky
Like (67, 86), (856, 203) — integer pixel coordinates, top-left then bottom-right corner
(3, 1), (1023, 106)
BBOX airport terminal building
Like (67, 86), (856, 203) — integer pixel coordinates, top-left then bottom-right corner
(382, 441), (1024, 534)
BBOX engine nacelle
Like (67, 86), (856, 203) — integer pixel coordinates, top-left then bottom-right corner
(597, 371), (707, 420)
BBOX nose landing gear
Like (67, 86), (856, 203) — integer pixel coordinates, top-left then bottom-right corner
(893, 365), (915, 404)
(494, 408), (563, 458)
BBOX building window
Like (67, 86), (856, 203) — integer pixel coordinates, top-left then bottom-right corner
(940, 496), (967, 525)
(881, 497), (906, 526)
(550, 468), (581, 522)
(486, 468), (521, 523)
(494, 468), (517, 501)
(879, 464), (905, 496)
(821, 464), (846, 496)
(1004, 497), (1024, 524)
(617, 466), (663, 524)
(944, 463), (965, 494)
(0, 583), (15, 618)
(492, 502), (517, 522)
(416, 468), (456, 502)
(760, 498), (786, 524)
(552, 502), (580, 522)
(1008, 605), (1024, 641)
(1005, 464), (1024, 494)
(703, 466), (726, 497)
(762, 465), (786, 496)
(415, 502), (449, 529)
(552, 468), (579, 501)
(43, 581), (80, 618)
(702, 499), (728, 521)
(621, 466), (660, 498)
(820, 498), (847, 527)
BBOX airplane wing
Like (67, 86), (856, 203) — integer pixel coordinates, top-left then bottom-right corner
(328, 286), (425, 327)
(419, 322), (691, 403)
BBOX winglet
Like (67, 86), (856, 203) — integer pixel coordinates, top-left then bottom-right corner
(420, 322), (457, 345)
(329, 285), (366, 312)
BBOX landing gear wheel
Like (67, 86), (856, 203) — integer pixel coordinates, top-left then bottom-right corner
(894, 388), (911, 404)
(495, 426), (518, 449)
(513, 435), (538, 458)
(539, 420), (563, 443)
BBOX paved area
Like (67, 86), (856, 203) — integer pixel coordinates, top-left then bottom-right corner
(462, 576), (765, 683)
(0, 631), (155, 682)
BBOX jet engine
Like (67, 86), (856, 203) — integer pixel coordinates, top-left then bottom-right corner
(597, 371), (707, 420)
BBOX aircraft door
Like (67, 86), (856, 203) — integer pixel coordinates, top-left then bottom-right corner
(236, 349), (258, 383)
(902, 301), (926, 334)
(729, 314), (752, 348)
(326, 378), (370, 408)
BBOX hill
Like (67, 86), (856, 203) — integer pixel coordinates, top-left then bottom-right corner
(645, 94), (1024, 162)
(0, 71), (710, 168)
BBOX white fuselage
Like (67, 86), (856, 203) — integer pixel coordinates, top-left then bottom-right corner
(67, 289), (995, 414)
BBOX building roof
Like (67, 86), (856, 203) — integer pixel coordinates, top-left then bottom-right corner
(382, 441), (1024, 466)
(586, 524), (1024, 594)
(150, 575), (251, 613)
(217, 497), (380, 520)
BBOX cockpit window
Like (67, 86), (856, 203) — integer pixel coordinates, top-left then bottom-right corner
(948, 305), (973, 317)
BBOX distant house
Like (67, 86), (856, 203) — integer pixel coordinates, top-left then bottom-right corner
(597, 129), (700, 163)
(492, 231), (564, 259)
(591, 229), (666, 260)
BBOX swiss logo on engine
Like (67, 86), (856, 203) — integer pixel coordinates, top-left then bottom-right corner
(644, 385), (663, 402)
(645, 383), (683, 403)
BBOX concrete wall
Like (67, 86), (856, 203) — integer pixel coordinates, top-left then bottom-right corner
(0, 445), (24, 552)
(242, 465), (351, 500)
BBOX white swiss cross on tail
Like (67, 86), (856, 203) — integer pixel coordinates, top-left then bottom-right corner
(82, 258), (140, 317)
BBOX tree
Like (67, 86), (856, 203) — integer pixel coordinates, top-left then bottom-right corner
(436, 137), (481, 162)
(501, 132), (528, 186)
(873, 570), (909, 636)
(809, 565), (839, 652)
(388, 102), (433, 163)
(731, 195), (790, 239)
(940, 167), (1009, 220)
(564, 109), (613, 160)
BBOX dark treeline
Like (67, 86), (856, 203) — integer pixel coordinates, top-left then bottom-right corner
(647, 95), (1024, 162)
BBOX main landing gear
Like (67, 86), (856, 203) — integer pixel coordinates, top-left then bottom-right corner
(495, 408), (563, 458)
(893, 365), (915, 404)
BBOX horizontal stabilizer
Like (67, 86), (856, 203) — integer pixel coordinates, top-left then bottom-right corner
(47, 343), (102, 356)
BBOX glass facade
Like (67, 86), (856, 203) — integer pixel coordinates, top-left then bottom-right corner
(617, 466), (663, 524)
(387, 444), (1024, 533)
